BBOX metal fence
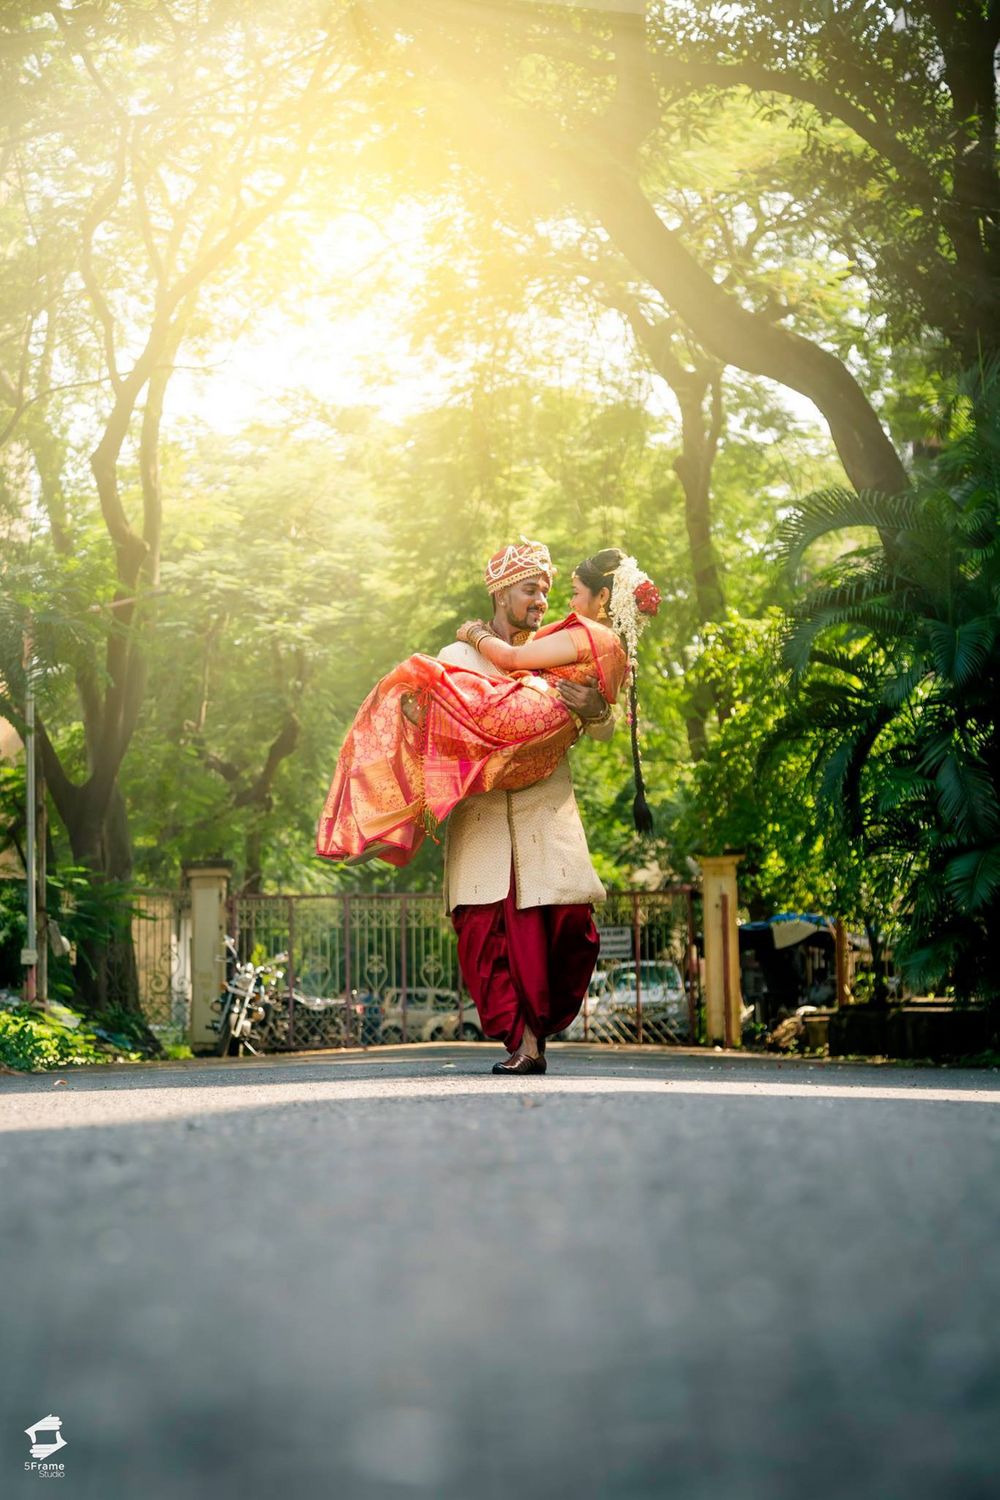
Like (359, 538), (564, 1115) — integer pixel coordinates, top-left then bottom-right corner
(580, 888), (700, 1046)
(132, 891), (191, 1039)
(228, 887), (701, 1051)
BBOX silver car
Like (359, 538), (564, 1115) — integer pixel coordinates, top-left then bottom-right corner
(378, 987), (484, 1044)
(563, 961), (690, 1042)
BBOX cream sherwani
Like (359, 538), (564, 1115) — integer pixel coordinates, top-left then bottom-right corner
(436, 640), (614, 911)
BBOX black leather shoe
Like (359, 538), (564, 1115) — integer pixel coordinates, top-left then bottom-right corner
(492, 1052), (547, 1075)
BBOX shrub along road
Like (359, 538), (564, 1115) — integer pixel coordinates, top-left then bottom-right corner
(2, 1045), (998, 1499)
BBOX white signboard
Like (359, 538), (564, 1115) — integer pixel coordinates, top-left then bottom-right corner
(596, 925), (633, 959)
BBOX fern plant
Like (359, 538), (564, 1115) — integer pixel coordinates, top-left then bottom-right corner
(775, 362), (1000, 1007)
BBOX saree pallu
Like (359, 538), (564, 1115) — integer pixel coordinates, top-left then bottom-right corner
(315, 656), (577, 867)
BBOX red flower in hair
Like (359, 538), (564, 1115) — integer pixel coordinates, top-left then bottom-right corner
(634, 579), (661, 616)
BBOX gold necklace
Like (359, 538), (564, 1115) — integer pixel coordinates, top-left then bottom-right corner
(485, 621), (531, 646)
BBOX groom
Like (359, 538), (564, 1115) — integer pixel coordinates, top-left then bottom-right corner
(437, 539), (613, 1076)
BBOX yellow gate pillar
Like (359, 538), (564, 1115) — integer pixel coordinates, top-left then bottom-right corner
(184, 861), (232, 1052)
(699, 854), (743, 1047)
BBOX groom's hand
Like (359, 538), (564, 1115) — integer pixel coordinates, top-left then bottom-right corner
(558, 679), (605, 720)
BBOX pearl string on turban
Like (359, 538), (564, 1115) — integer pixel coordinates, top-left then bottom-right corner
(483, 537), (554, 596)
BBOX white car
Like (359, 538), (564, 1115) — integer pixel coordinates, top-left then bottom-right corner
(562, 961), (690, 1042)
(378, 987), (484, 1044)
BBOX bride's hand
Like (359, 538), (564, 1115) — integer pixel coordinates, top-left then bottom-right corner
(457, 619), (489, 645)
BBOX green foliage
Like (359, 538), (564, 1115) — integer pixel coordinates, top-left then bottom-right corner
(0, 1003), (142, 1072)
(776, 363), (1000, 1004)
(668, 612), (850, 916)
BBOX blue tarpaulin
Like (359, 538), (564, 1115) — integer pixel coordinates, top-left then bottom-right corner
(740, 913), (835, 949)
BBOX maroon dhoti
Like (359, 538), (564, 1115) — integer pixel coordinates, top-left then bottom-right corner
(452, 865), (600, 1053)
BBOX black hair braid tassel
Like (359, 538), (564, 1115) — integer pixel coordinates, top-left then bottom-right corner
(629, 673), (654, 835)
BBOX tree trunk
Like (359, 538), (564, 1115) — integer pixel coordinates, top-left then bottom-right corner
(611, 295), (728, 626)
(34, 727), (161, 1049)
(600, 293), (729, 746)
(242, 820), (265, 897)
(585, 166), (909, 497)
(673, 372), (726, 627)
(396, 4), (911, 493)
(683, 708), (708, 761)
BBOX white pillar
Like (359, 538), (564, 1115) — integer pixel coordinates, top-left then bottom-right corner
(184, 862), (232, 1052)
(699, 854), (743, 1047)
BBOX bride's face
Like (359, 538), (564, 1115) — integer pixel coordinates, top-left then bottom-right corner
(570, 573), (609, 620)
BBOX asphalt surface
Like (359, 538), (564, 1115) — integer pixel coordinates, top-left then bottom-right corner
(2, 1044), (999, 1500)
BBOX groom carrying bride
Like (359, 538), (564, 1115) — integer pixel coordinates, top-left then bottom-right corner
(437, 539), (616, 1076)
(318, 535), (658, 1076)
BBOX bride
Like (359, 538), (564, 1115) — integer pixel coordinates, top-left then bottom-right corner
(316, 543), (658, 867)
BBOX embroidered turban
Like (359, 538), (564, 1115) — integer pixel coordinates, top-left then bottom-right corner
(483, 538), (554, 596)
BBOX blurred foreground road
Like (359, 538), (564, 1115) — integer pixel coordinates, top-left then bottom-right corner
(2, 1044), (998, 1499)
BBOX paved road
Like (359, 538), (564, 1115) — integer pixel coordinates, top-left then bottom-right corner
(2, 1045), (998, 1499)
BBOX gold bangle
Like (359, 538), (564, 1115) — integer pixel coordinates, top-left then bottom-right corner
(582, 699), (612, 725)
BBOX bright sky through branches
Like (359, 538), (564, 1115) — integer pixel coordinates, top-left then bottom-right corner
(165, 195), (821, 441)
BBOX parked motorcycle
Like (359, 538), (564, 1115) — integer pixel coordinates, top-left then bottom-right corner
(211, 936), (288, 1057)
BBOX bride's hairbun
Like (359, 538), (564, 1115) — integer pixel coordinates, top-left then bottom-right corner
(574, 548), (625, 595)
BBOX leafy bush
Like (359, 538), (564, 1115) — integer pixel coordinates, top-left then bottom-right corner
(0, 1006), (134, 1071)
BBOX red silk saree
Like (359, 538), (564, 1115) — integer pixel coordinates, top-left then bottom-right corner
(316, 613), (627, 867)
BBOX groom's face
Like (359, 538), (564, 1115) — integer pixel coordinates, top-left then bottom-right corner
(498, 576), (548, 633)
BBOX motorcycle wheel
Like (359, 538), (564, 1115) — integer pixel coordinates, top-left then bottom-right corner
(214, 997), (239, 1057)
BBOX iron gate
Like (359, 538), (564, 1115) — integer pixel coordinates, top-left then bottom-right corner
(228, 888), (700, 1051)
(132, 890), (191, 1041)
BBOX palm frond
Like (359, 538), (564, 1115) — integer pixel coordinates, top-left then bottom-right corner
(958, 504), (999, 551)
(879, 660), (929, 707)
(777, 487), (923, 570)
(781, 603), (915, 674)
(874, 770), (936, 814)
(945, 846), (1000, 912)
(925, 617), (997, 688)
(934, 752), (1000, 839)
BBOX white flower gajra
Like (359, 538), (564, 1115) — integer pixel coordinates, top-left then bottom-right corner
(609, 555), (655, 670)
